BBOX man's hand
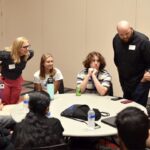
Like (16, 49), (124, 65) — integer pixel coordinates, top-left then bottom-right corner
(141, 71), (150, 82)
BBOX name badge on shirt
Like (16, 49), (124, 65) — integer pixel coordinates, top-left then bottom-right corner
(129, 45), (136, 50)
(0, 83), (4, 89)
(9, 64), (15, 69)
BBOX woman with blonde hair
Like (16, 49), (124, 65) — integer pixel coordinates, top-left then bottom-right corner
(0, 37), (34, 104)
(34, 53), (63, 94)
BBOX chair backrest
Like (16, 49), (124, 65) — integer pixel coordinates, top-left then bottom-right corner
(32, 143), (69, 150)
(16, 143), (69, 150)
(107, 82), (113, 96)
(58, 80), (64, 94)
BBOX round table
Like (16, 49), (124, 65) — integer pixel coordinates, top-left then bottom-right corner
(3, 93), (146, 137)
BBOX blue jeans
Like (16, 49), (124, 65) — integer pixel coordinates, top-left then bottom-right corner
(123, 82), (150, 107)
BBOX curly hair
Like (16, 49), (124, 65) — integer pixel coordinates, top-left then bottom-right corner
(83, 51), (106, 70)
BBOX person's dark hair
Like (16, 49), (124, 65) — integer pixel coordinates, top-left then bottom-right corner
(28, 91), (50, 116)
(116, 107), (149, 150)
(13, 91), (63, 149)
(83, 51), (106, 70)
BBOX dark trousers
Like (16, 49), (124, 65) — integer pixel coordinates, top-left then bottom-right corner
(123, 82), (150, 107)
(0, 116), (16, 130)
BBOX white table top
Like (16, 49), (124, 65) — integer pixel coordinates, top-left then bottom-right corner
(0, 93), (147, 137)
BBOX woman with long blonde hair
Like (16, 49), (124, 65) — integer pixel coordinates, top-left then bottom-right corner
(0, 37), (34, 104)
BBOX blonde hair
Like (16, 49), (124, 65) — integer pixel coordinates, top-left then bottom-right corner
(5, 37), (29, 63)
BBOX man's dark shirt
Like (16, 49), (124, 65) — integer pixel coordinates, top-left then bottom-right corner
(113, 31), (150, 91)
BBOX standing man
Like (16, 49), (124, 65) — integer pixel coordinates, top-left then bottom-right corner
(113, 20), (150, 106)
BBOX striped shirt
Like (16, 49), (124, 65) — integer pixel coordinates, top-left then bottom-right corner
(77, 68), (111, 93)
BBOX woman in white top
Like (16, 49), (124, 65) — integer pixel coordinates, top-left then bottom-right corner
(34, 53), (63, 93)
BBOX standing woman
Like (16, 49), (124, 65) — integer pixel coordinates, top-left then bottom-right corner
(0, 37), (34, 104)
(33, 53), (63, 94)
(77, 51), (112, 96)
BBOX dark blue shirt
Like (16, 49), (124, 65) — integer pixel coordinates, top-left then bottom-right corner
(113, 30), (150, 91)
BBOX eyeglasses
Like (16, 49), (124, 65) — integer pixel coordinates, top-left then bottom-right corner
(22, 45), (30, 49)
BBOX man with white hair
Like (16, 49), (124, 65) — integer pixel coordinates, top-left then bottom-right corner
(113, 20), (150, 106)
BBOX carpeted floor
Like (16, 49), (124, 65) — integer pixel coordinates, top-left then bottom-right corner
(21, 80), (75, 96)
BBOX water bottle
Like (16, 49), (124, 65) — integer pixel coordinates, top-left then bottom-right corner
(76, 85), (81, 96)
(46, 111), (51, 118)
(23, 94), (29, 112)
(47, 77), (54, 100)
(88, 109), (95, 129)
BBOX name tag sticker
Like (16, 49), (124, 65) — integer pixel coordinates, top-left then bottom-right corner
(129, 45), (136, 50)
(9, 64), (15, 69)
(0, 84), (4, 89)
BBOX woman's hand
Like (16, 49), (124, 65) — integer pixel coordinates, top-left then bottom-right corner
(0, 99), (4, 111)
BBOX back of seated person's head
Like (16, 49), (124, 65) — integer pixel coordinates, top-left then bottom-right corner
(28, 91), (50, 116)
(115, 107), (149, 150)
(13, 91), (64, 149)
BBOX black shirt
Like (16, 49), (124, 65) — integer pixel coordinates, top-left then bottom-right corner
(113, 31), (150, 91)
(0, 128), (15, 150)
(12, 117), (64, 148)
(0, 50), (34, 80)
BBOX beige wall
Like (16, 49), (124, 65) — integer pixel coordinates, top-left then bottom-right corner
(0, 0), (150, 96)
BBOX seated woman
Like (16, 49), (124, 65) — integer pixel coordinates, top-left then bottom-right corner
(76, 51), (112, 95)
(33, 53), (64, 94)
(11, 91), (64, 149)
